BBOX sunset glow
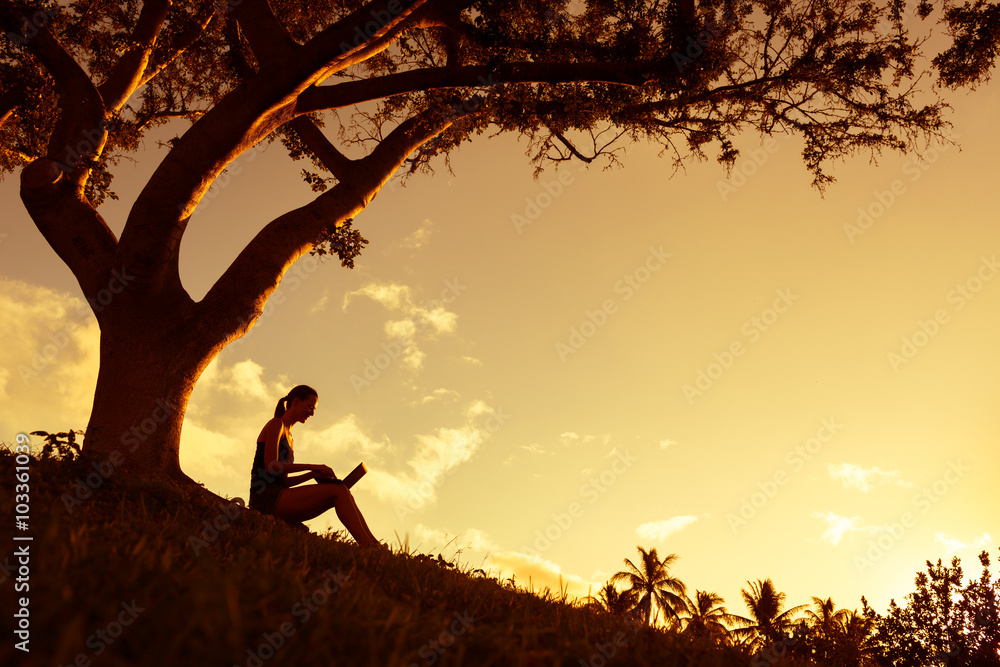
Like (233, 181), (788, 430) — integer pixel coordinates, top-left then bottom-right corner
(3, 72), (998, 624)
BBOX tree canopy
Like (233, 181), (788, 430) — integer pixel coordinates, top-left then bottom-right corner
(7, 0), (999, 200)
(864, 550), (1000, 667)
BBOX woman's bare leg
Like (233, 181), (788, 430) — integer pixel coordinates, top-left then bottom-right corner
(274, 484), (379, 546)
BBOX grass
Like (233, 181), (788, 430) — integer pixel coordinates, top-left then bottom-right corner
(0, 445), (811, 666)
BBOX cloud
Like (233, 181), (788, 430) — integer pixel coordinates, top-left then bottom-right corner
(636, 516), (698, 541)
(343, 281), (461, 372)
(413, 524), (498, 554)
(299, 413), (389, 460)
(416, 388), (460, 406)
(812, 511), (864, 545)
(364, 401), (502, 511)
(659, 439), (677, 449)
(488, 550), (598, 599)
(559, 432), (610, 448)
(810, 511), (987, 549)
(199, 358), (272, 401)
(460, 356), (482, 367)
(399, 219), (434, 249)
(0, 281), (285, 497)
(409, 524), (600, 599)
(827, 463), (913, 492)
(343, 283), (411, 311)
(0, 278), (100, 441)
(309, 290), (329, 314)
(935, 531), (993, 554)
(178, 418), (248, 497)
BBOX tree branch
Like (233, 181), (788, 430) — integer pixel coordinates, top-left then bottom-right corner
(0, 0), (106, 184)
(97, 0), (172, 112)
(20, 160), (119, 301)
(198, 108), (459, 346)
(0, 88), (17, 131)
(550, 130), (595, 163)
(289, 116), (354, 181)
(234, 0), (299, 64)
(137, 1), (216, 88)
(302, 0), (430, 76)
(297, 60), (668, 113)
(119, 0), (433, 295)
(0, 0), (119, 300)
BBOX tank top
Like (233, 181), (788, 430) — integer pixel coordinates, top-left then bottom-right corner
(249, 433), (294, 496)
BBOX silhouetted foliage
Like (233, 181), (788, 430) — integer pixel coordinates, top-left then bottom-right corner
(29, 429), (82, 461)
(864, 550), (1000, 667)
(611, 546), (686, 627)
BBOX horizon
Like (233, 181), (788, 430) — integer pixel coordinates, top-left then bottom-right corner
(2, 76), (998, 623)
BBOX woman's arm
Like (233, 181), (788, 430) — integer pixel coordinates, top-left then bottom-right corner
(284, 472), (315, 487)
(261, 420), (335, 478)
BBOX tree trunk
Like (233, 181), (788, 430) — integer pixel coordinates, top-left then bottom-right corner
(81, 298), (218, 486)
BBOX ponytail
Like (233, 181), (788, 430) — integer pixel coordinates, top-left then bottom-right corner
(274, 384), (318, 418)
(273, 396), (288, 419)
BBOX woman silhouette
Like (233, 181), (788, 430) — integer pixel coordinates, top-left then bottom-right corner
(249, 385), (380, 547)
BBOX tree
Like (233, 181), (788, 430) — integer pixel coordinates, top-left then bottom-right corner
(864, 550), (1000, 667)
(830, 609), (878, 667)
(678, 589), (743, 645)
(611, 546), (686, 627)
(2, 0), (998, 483)
(733, 578), (806, 650)
(802, 596), (850, 660)
(586, 581), (639, 617)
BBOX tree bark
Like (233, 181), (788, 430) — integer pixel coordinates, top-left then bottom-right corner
(79, 284), (218, 484)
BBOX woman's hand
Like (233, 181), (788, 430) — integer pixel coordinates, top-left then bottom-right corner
(312, 464), (336, 480)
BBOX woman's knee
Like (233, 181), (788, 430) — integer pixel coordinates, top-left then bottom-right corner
(327, 483), (351, 503)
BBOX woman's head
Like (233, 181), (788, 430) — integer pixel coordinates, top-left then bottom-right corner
(274, 384), (319, 420)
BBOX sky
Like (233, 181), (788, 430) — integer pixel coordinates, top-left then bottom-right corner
(2, 65), (999, 625)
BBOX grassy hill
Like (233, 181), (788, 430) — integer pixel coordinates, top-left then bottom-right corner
(0, 445), (809, 666)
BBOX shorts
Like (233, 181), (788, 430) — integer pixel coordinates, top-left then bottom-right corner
(249, 484), (285, 515)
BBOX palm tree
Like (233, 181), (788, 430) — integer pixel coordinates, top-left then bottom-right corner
(830, 609), (878, 667)
(805, 596), (850, 658)
(611, 546), (686, 628)
(679, 590), (744, 645)
(733, 578), (806, 649)
(586, 581), (639, 617)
